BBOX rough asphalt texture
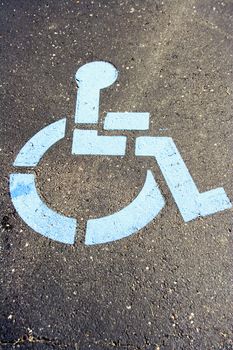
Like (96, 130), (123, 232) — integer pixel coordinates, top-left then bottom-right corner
(1, 0), (233, 349)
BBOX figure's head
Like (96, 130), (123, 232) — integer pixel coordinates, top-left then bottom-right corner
(75, 61), (118, 89)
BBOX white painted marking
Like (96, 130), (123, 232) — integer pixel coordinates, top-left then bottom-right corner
(10, 61), (232, 246)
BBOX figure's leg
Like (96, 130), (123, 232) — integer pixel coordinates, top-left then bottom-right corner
(72, 130), (127, 156)
(136, 136), (232, 222)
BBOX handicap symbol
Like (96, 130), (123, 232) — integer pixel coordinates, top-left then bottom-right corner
(9, 61), (232, 245)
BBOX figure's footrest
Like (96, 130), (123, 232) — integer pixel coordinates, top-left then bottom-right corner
(72, 129), (127, 156)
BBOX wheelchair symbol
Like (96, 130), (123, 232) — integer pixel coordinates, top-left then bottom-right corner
(9, 61), (232, 245)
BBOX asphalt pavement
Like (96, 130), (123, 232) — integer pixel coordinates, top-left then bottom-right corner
(1, 0), (233, 349)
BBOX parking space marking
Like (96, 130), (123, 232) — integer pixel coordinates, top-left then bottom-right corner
(9, 61), (232, 245)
